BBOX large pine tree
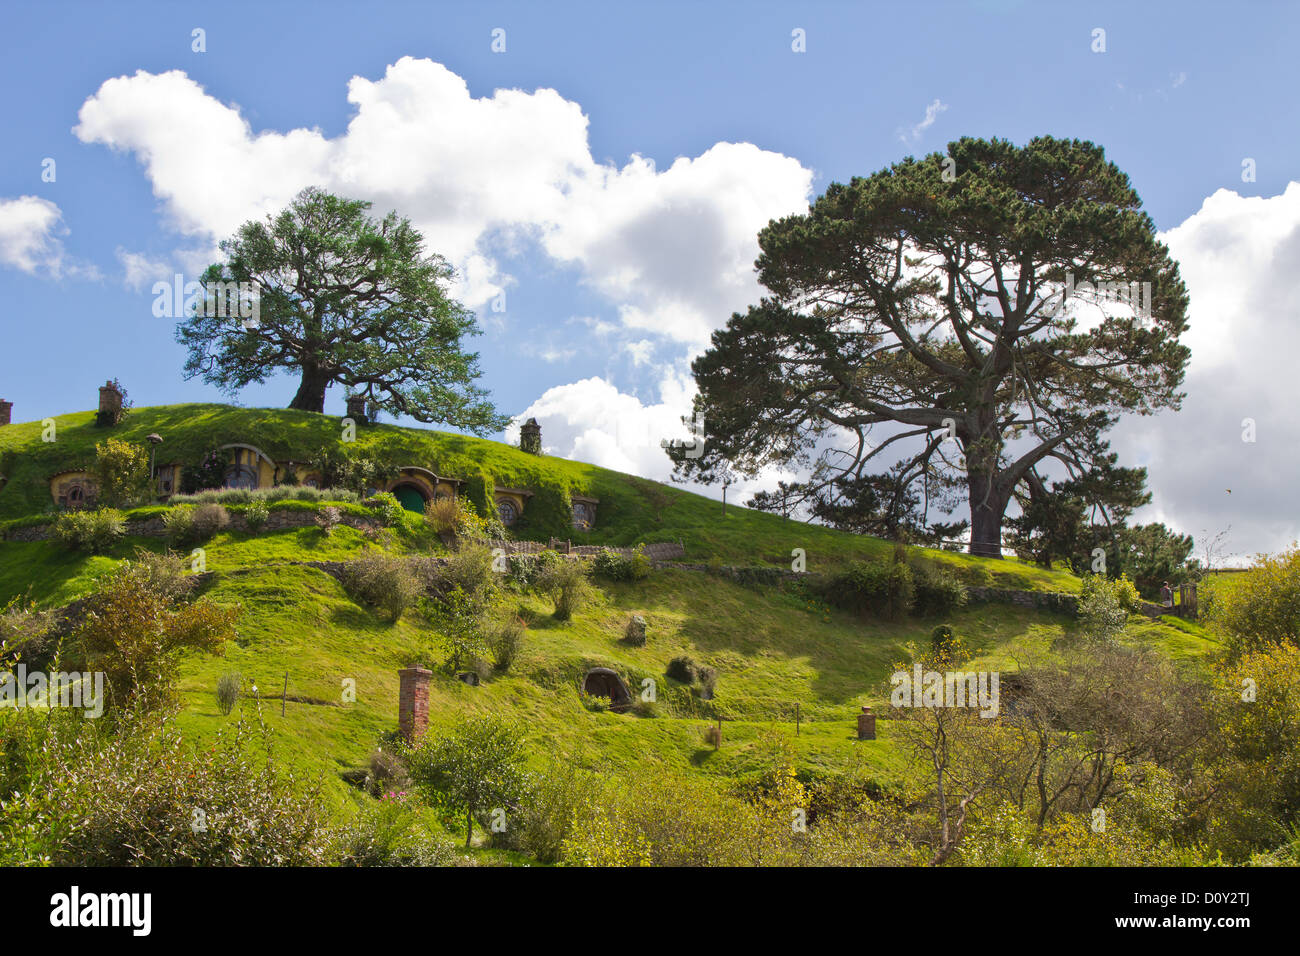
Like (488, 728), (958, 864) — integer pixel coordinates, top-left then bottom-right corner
(675, 137), (1190, 557)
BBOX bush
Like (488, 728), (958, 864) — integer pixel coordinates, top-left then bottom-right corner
(316, 505), (343, 536)
(215, 671), (241, 715)
(434, 543), (499, 608)
(536, 558), (596, 621)
(191, 502), (231, 540)
(162, 504), (195, 544)
(823, 559), (914, 619)
(425, 496), (460, 536)
(592, 546), (652, 582)
(507, 549), (563, 589)
(498, 762), (599, 863)
(243, 498), (269, 531)
(364, 747), (413, 798)
(93, 438), (151, 507)
(21, 709), (329, 865)
(488, 617), (526, 671)
(69, 554), (236, 714)
(53, 508), (124, 554)
(1079, 573), (1130, 642)
(1209, 547), (1300, 656)
(332, 795), (463, 867)
(368, 492), (405, 527)
(341, 552), (422, 621)
(910, 561), (969, 616)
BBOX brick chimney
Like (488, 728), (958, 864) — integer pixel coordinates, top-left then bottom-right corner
(0, 399), (11, 427)
(520, 417), (541, 455)
(98, 380), (123, 421)
(398, 666), (433, 742)
(857, 705), (876, 741)
(345, 394), (367, 424)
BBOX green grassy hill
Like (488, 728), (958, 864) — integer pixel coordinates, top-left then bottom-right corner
(0, 403), (1080, 587)
(0, 403), (1221, 848)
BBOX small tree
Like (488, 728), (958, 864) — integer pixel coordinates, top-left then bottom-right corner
(70, 554), (237, 714)
(407, 714), (528, 847)
(1208, 546), (1300, 656)
(94, 439), (151, 507)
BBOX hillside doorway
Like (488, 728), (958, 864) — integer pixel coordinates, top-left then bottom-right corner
(392, 484), (428, 514)
(583, 668), (632, 711)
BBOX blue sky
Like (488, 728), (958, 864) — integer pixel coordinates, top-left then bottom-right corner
(1, 0), (1297, 557)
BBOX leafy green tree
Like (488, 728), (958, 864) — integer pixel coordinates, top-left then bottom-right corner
(93, 438), (151, 507)
(1117, 522), (1195, 598)
(1208, 546), (1300, 656)
(676, 136), (1190, 557)
(1007, 457), (1151, 572)
(407, 714), (529, 847)
(178, 187), (508, 433)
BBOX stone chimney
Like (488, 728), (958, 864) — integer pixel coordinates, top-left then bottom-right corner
(857, 705), (876, 741)
(0, 399), (11, 427)
(345, 394), (368, 424)
(520, 417), (541, 455)
(398, 666), (433, 743)
(98, 380), (123, 421)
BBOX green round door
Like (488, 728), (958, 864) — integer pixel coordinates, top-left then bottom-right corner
(394, 485), (427, 514)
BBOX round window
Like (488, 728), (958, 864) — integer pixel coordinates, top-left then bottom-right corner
(497, 499), (518, 526)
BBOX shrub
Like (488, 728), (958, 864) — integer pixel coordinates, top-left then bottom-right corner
(243, 498), (269, 531)
(93, 438), (151, 507)
(215, 671), (241, 715)
(1208, 547), (1300, 656)
(69, 554), (237, 714)
(536, 558), (596, 621)
(823, 559), (914, 619)
(434, 543), (499, 609)
(406, 714), (529, 847)
(24, 709), (329, 865)
(507, 549), (563, 589)
(191, 502), (231, 541)
(1079, 573), (1130, 642)
(425, 496), (461, 536)
(316, 505), (343, 536)
(498, 762), (599, 863)
(0, 599), (55, 667)
(488, 617), (526, 671)
(340, 552), (422, 621)
(364, 747), (413, 799)
(910, 561), (969, 616)
(53, 508), (124, 555)
(162, 504), (195, 544)
(368, 492), (405, 527)
(180, 450), (230, 495)
(592, 546), (652, 582)
(332, 795), (462, 866)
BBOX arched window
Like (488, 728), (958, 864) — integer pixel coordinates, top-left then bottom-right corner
(497, 499), (519, 527)
(572, 502), (592, 530)
(224, 464), (258, 489)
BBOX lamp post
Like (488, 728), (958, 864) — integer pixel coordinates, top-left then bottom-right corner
(146, 433), (163, 487)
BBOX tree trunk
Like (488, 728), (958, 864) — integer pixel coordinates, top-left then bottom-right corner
(967, 469), (1008, 558)
(466, 809), (474, 848)
(289, 365), (331, 412)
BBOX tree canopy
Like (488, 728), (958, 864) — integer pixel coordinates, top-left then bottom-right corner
(675, 136), (1190, 556)
(178, 187), (507, 434)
